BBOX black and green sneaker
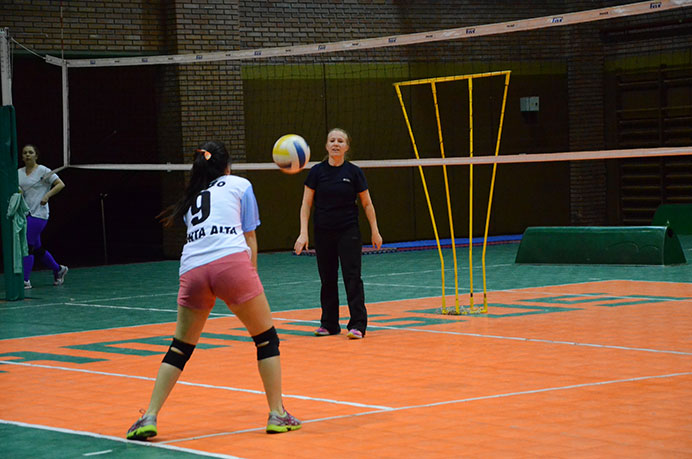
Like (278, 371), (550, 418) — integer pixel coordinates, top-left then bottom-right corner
(126, 413), (157, 440)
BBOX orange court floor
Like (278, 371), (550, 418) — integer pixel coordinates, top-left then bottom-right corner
(1, 244), (692, 458)
(0, 238), (692, 459)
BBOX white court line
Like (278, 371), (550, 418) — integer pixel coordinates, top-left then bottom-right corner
(0, 361), (393, 411)
(1, 292), (178, 311)
(163, 371), (692, 443)
(261, 278), (322, 287)
(364, 282), (454, 290)
(358, 279), (692, 307)
(396, 371), (692, 410)
(0, 305), (231, 341)
(499, 285), (692, 301)
(0, 419), (241, 458)
(249, 268), (489, 287)
(361, 263), (516, 279)
(362, 267), (463, 278)
(476, 289), (692, 302)
(78, 292), (179, 302)
(260, 263), (515, 286)
(82, 450), (112, 456)
(64, 303), (178, 313)
(271, 286), (692, 321)
(0, 301), (79, 311)
(0, 320), (180, 341)
(347, 323), (692, 356)
(268, 315), (692, 356)
(64, 302), (234, 317)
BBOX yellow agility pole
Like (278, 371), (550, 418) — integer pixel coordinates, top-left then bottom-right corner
(431, 82), (460, 314)
(480, 71), (511, 313)
(467, 77), (475, 312)
(394, 70), (514, 88)
(394, 70), (511, 316)
(394, 83), (449, 313)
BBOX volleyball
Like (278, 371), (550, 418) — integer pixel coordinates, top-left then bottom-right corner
(272, 134), (310, 174)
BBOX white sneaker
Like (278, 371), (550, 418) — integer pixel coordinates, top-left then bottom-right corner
(24, 280), (32, 289)
(54, 265), (68, 286)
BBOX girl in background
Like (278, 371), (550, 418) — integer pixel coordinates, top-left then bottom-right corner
(18, 144), (68, 289)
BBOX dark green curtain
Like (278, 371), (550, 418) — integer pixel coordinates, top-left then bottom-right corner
(1, 105), (24, 300)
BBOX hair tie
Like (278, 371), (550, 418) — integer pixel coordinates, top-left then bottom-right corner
(197, 149), (212, 160)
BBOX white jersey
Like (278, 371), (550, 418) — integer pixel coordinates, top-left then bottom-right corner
(179, 174), (261, 276)
(18, 165), (60, 220)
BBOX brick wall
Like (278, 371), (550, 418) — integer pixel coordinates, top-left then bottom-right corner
(158, 1), (244, 256)
(5, 0), (165, 54)
(4, 1), (690, 258)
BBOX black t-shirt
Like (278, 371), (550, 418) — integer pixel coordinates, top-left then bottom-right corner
(305, 160), (368, 230)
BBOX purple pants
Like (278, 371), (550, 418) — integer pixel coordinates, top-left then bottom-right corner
(23, 215), (60, 281)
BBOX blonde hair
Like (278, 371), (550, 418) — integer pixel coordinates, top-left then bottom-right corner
(323, 128), (351, 161)
(327, 127), (350, 146)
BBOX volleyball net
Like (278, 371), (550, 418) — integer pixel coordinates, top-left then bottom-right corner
(6, 0), (691, 293)
(35, 0), (691, 171)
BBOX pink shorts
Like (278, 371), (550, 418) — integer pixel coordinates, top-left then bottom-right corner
(177, 251), (264, 310)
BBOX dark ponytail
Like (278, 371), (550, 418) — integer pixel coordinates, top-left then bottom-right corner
(158, 141), (231, 227)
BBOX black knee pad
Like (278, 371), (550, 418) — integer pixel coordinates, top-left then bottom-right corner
(162, 337), (196, 370)
(29, 246), (46, 258)
(252, 327), (280, 361)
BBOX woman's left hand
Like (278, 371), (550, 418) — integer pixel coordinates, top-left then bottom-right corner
(371, 232), (383, 250)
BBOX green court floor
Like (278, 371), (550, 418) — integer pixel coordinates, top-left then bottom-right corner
(3, 238), (691, 339)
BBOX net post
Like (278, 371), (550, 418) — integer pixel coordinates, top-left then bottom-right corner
(467, 77), (475, 312)
(395, 83), (448, 314)
(60, 60), (70, 169)
(1, 28), (12, 106)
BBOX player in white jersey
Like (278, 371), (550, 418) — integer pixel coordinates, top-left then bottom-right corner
(127, 141), (301, 441)
(178, 170), (260, 277)
(18, 144), (68, 289)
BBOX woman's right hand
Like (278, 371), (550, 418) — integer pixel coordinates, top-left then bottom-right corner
(294, 234), (308, 255)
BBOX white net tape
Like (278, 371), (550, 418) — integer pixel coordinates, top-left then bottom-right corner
(66, 146), (691, 172)
(46, 0), (691, 69)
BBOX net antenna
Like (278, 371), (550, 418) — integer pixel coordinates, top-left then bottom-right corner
(395, 71), (510, 316)
(37, 0), (692, 173)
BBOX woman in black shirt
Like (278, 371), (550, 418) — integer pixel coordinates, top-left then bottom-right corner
(294, 128), (382, 339)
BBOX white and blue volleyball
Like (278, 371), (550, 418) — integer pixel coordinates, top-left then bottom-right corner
(272, 134), (310, 174)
